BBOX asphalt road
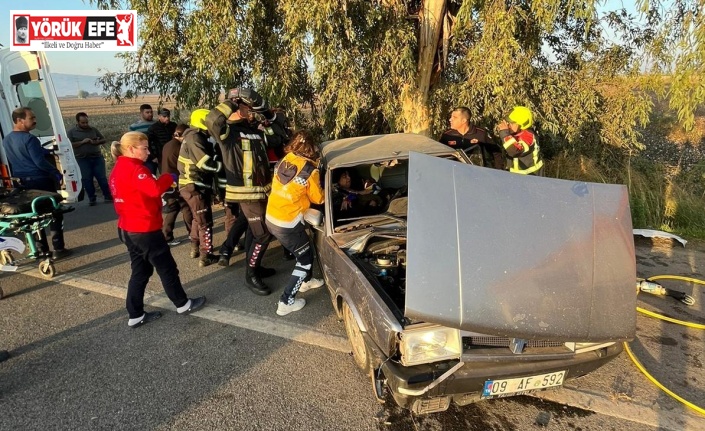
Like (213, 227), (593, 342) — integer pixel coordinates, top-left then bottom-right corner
(0, 201), (703, 430)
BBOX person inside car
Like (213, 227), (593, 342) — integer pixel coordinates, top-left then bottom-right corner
(331, 169), (385, 221)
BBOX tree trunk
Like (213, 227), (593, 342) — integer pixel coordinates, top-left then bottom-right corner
(402, 0), (446, 135)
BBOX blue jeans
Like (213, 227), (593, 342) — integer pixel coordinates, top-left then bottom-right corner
(77, 157), (112, 202)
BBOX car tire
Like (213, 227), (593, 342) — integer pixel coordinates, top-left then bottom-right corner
(342, 301), (371, 375)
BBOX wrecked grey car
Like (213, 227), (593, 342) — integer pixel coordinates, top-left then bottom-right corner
(309, 133), (636, 414)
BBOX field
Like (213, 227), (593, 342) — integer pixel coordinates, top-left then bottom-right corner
(58, 95), (183, 145)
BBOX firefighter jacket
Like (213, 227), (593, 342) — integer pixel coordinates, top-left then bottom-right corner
(265, 152), (324, 229)
(207, 101), (273, 202)
(177, 127), (222, 188)
(498, 128), (544, 175)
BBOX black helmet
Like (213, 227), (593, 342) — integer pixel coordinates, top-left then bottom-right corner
(226, 87), (266, 111)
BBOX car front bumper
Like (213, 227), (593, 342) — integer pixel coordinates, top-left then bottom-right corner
(381, 343), (623, 409)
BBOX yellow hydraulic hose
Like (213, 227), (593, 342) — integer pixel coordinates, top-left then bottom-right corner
(630, 274), (705, 416)
(623, 342), (705, 416)
(645, 274), (705, 286)
(636, 307), (705, 329)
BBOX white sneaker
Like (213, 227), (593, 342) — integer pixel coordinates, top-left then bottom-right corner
(276, 298), (306, 316)
(167, 239), (181, 246)
(299, 278), (324, 293)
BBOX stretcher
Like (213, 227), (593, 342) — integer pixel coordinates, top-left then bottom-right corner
(0, 182), (75, 293)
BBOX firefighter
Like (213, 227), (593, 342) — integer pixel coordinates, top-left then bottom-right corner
(177, 109), (222, 267)
(497, 106), (544, 176)
(205, 88), (275, 296)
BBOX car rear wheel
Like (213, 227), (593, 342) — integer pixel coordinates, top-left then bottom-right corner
(342, 301), (371, 374)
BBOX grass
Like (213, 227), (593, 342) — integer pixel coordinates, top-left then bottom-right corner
(547, 108), (705, 238)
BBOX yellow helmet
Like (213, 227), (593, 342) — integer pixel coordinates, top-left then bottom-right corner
(507, 106), (533, 129)
(190, 109), (210, 131)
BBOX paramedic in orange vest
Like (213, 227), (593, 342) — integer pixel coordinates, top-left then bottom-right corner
(497, 106), (544, 176)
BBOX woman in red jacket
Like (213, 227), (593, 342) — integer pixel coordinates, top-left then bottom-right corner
(109, 131), (205, 328)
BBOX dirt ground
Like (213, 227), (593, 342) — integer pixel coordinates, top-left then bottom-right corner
(631, 234), (705, 418)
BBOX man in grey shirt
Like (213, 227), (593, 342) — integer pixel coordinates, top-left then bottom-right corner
(129, 103), (157, 174)
(67, 112), (113, 206)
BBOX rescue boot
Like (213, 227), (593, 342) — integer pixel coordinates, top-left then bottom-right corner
(255, 267), (276, 278)
(282, 249), (295, 261)
(199, 253), (218, 267)
(189, 242), (200, 259)
(245, 266), (271, 296)
(218, 244), (231, 267)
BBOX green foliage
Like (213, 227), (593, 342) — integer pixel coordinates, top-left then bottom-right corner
(547, 147), (705, 239)
(92, 0), (703, 149)
(77, 89), (89, 99)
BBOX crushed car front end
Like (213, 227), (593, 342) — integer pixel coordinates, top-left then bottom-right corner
(381, 323), (623, 414)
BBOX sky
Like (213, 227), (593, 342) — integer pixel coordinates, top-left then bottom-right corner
(0, 1), (126, 75)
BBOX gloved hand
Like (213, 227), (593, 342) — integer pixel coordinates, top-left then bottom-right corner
(170, 173), (179, 187)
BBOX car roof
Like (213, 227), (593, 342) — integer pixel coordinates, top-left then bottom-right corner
(320, 133), (460, 169)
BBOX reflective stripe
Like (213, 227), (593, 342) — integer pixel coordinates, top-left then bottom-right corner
(265, 213), (303, 229)
(226, 184), (271, 194)
(503, 137), (518, 150)
(178, 179), (210, 188)
(243, 153), (253, 187)
(178, 155), (194, 183)
(509, 143), (543, 175)
(178, 155), (194, 166)
(225, 183), (271, 202)
(225, 191), (267, 201)
(510, 160), (544, 175)
(215, 103), (232, 117)
(219, 125), (229, 143)
(523, 160), (544, 174)
(512, 157), (520, 173)
(241, 138), (253, 187)
(195, 154), (212, 170)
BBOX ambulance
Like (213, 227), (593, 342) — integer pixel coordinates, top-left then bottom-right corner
(0, 48), (82, 202)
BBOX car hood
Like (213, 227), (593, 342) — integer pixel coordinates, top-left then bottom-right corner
(405, 153), (636, 341)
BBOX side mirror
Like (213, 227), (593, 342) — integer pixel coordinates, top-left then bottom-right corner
(304, 208), (323, 227)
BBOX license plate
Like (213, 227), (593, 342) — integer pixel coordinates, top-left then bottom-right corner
(481, 370), (565, 399)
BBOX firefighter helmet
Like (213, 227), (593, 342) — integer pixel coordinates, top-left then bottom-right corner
(507, 106), (533, 129)
(190, 109), (210, 131)
(226, 87), (266, 111)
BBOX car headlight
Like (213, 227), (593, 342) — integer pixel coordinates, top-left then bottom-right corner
(399, 324), (462, 366)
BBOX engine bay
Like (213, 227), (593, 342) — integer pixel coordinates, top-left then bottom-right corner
(350, 237), (407, 311)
